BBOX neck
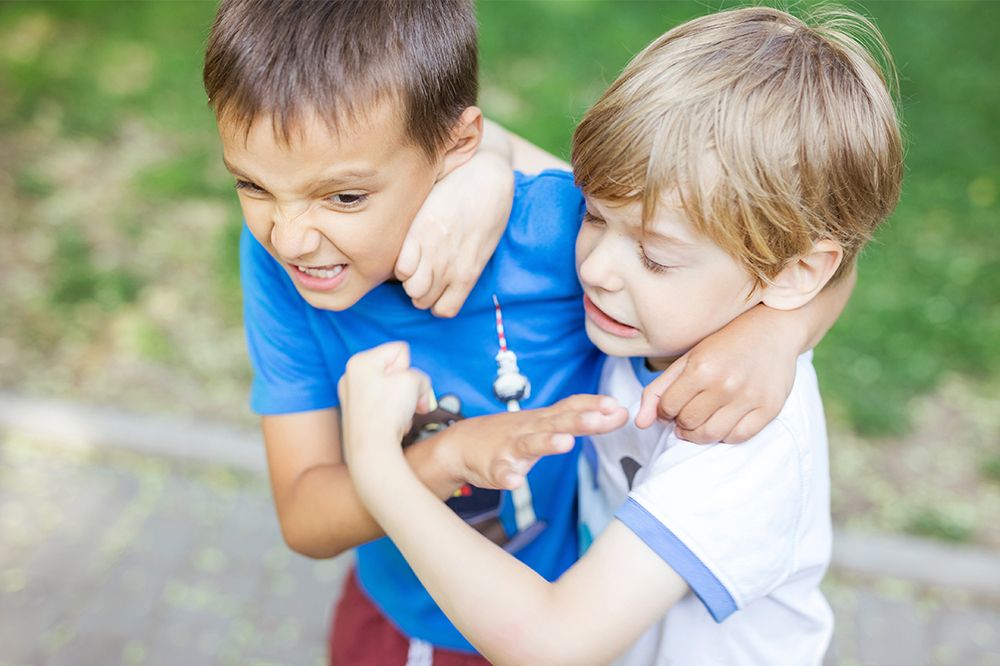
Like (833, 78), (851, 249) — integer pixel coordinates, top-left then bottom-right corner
(645, 355), (680, 372)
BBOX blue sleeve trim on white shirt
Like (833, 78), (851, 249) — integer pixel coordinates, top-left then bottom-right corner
(616, 497), (738, 622)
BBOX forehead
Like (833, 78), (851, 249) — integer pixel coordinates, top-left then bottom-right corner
(218, 99), (413, 174)
(588, 195), (699, 247)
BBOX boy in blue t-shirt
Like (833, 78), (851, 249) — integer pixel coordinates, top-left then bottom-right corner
(204, 1), (854, 662)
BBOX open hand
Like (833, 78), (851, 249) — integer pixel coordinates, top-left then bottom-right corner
(395, 150), (514, 318)
(634, 314), (796, 443)
(444, 394), (628, 490)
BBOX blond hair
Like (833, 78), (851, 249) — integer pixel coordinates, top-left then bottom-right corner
(572, 5), (903, 286)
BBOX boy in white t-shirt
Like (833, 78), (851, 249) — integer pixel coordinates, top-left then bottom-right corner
(336, 6), (902, 665)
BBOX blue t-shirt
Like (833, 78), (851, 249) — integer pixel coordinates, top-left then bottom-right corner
(241, 170), (603, 652)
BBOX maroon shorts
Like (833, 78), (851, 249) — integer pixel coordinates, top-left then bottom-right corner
(328, 568), (491, 666)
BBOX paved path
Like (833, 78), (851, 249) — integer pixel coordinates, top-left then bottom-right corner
(1, 432), (999, 665)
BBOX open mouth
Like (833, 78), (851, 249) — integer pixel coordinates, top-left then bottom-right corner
(290, 263), (349, 291)
(582, 294), (640, 338)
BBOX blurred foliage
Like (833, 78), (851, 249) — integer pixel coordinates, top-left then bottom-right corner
(2, 0), (997, 435)
(0, 1), (998, 542)
(904, 505), (975, 544)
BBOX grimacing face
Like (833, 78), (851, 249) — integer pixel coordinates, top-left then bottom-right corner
(575, 196), (761, 369)
(219, 102), (442, 311)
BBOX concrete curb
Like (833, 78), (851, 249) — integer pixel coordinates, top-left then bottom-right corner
(831, 529), (1000, 597)
(3, 392), (1000, 597)
(0, 392), (265, 474)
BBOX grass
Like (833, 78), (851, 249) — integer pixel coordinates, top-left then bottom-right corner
(0, 1), (998, 542)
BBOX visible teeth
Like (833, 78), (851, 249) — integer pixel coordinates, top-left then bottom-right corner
(297, 264), (344, 279)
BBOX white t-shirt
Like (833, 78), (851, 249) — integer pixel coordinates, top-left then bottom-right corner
(579, 353), (833, 665)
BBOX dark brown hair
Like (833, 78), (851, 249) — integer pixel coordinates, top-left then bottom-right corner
(204, 0), (478, 156)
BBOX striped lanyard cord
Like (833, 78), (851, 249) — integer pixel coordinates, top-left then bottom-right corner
(491, 295), (536, 530)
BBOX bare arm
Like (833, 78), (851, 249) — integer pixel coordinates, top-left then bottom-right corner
(263, 393), (628, 558)
(506, 124), (571, 173)
(362, 456), (685, 665)
(636, 266), (857, 442)
(262, 408), (463, 558)
(339, 344), (687, 665)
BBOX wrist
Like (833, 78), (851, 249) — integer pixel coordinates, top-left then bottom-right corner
(399, 426), (467, 498)
(751, 303), (811, 353)
(429, 422), (470, 488)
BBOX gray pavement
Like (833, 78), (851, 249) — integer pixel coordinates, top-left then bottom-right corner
(0, 436), (347, 666)
(2, 424), (1000, 665)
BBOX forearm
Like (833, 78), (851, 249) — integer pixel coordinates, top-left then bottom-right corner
(276, 434), (464, 559)
(359, 455), (579, 665)
(485, 119), (571, 173)
(479, 118), (514, 165)
(802, 265), (856, 349)
(736, 264), (856, 354)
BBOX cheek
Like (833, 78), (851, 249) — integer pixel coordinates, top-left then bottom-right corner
(241, 202), (274, 244)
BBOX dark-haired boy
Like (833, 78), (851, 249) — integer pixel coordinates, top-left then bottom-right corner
(204, 1), (853, 663)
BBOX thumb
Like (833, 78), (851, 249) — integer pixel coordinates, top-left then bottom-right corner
(635, 356), (687, 429)
(412, 369), (436, 415)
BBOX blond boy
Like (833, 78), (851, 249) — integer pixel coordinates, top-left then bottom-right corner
(339, 6), (903, 665)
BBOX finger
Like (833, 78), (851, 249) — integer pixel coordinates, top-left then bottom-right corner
(411, 369), (436, 415)
(675, 404), (746, 444)
(654, 361), (713, 423)
(402, 256), (435, 305)
(394, 234), (421, 281)
(430, 281), (473, 319)
(516, 432), (576, 459)
(721, 408), (771, 444)
(635, 356), (688, 428)
(551, 393), (622, 416)
(498, 455), (539, 490)
(412, 266), (449, 311)
(502, 473), (525, 490)
(545, 406), (629, 436)
(671, 389), (730, 434)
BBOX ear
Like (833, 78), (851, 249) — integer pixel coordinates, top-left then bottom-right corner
(437, 106), (484, 180)
(761, 240), (844, 310)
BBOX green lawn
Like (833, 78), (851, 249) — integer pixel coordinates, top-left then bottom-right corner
(1, 2), (997, 440)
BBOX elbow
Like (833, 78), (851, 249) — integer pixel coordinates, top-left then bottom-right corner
(492, 646), (585, 666)
(485, 624), (588, 666)
(277, 517), (349, 560)
(285, 536), (346, 560)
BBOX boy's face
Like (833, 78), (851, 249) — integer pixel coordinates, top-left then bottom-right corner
(219, 102), (440, 311)
(576, 196), (759, 368)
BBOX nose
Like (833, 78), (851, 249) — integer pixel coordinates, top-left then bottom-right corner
(578, 233), (625, 293)
(269, 200), (322, 260)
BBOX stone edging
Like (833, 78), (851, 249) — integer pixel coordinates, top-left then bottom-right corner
(2, 392), (999, 598)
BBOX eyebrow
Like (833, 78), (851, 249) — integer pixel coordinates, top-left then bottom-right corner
(642, 228), (697, 249)
(585, 199), (697, 249)
(222, 159), (378, 191)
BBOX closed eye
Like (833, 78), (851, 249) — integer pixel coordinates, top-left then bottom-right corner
(583, 211), (605, 226)
(637, 241), (672, 273)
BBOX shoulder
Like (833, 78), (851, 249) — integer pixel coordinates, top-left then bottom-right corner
(515, 168), (579, 195)
(771, 351), (826, 453)
(490, 170), (585, 297)
(509, 169), (585, 238)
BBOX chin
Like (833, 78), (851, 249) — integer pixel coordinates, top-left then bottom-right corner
(297, 286), (363, 312)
